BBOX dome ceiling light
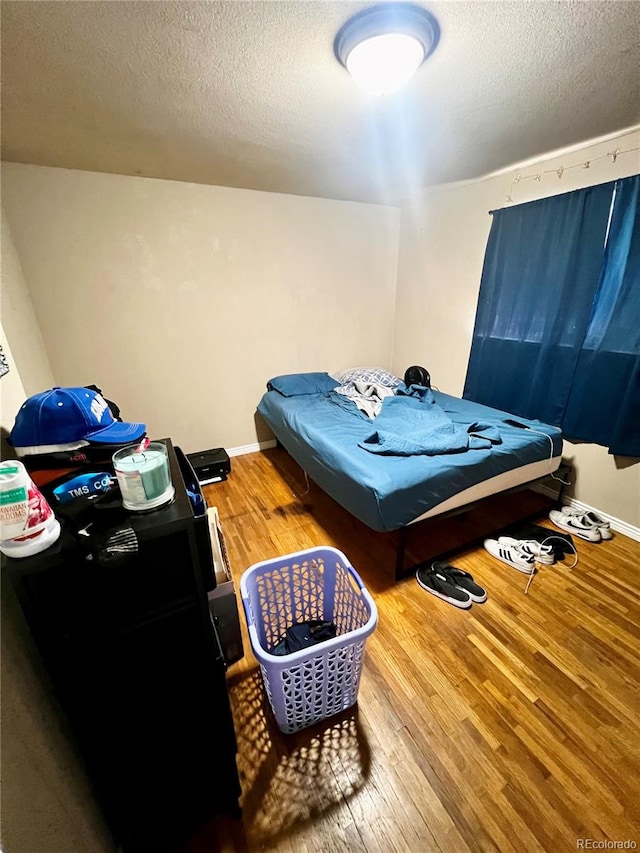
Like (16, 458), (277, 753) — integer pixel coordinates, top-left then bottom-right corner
(334, 3), (440, 96)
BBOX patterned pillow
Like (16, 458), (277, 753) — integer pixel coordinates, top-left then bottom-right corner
(334, 367), (401, 388)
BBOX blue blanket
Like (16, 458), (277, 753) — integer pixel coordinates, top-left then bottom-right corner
(359, 386), (502, 455)
(257, 384), (562, 531)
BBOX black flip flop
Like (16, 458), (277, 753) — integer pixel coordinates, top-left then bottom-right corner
(416, 565), (472, 609)
(433, 561), (487, 603)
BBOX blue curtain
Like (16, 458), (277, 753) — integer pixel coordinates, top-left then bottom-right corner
(463, 175), (640, 456)
(562, 175), (640, 456)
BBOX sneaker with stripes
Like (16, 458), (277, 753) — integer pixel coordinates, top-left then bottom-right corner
(497, 537), (555, 565)
(483, 538), (536, 574)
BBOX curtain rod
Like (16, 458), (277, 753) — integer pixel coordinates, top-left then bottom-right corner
(499, 144), (640, 207)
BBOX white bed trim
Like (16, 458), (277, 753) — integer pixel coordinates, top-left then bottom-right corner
(408, 456), (562, 525)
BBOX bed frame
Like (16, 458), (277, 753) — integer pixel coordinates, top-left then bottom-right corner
(260, 380), (566, 580)
(392, 462), (570, 580)
(274, 438), (570, 580)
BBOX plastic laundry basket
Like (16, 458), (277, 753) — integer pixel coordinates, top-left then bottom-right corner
(240, 546), (377, 734)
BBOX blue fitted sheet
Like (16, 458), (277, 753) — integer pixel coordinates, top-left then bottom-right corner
(257, 388), (563, 533)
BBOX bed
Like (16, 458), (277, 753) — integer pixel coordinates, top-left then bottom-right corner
(257, 370), (564, 576)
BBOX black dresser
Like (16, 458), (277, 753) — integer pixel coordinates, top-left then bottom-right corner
(2, 439), (241, 852)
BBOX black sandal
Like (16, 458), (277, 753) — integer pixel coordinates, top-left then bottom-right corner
(416, 564), (472, 609)
(432, 561), (487, 603)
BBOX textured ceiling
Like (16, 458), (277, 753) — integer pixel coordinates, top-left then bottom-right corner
(2, 1), (639, 203)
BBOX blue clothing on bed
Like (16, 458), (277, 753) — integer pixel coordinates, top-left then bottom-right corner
(359, 385), (502, 455)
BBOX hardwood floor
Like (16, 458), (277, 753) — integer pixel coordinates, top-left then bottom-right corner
(182, 448), (640, 853)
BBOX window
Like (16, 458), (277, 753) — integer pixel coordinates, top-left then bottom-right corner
(463, 174), (640, 456)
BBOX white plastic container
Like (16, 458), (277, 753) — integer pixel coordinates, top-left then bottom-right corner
(0, 460), (61, 558)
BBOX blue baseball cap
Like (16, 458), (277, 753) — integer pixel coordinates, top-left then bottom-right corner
(9, 387), (146, 448)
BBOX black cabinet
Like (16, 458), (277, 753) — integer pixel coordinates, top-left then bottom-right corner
(2, 439), (241, 852)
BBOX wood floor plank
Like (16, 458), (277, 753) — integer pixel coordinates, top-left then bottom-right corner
(180, 449), (640, 853)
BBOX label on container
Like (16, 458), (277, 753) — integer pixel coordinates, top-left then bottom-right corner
(0, 482), (53, 540)
(113, 447), (171, 509)
(0, 466), (21, 476)
(117, 470), (149, 507)
(0, 486), (28, 506)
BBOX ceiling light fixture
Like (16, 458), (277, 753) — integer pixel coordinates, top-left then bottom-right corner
(334, 3), (440, 96)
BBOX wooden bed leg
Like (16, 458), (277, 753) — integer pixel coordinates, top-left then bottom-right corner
(395, 528), (408, 581)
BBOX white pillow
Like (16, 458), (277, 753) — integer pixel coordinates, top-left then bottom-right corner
(334, 367), (401, 388)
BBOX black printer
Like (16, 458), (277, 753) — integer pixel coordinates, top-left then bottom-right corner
(186, 448), (231, 485)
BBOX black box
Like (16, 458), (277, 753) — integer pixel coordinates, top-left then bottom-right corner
(187, 448), (231, 485)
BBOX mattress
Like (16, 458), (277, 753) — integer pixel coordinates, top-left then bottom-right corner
(257, 388), (563, 533)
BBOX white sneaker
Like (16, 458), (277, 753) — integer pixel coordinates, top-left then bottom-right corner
(484, 538), (536, 574)
(560, 506), (612, 540)
(497, 537), (555, 565)
(549, 509), (601, 542)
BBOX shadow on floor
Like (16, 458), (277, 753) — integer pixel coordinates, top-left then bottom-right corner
(179, 667), (372, 852)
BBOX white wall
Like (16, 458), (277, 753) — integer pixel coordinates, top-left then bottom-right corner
(1, 217), (113, 853)
(1, 575), (115, 853)
(0, 323), (27, 448)
(393, 128), (640, 526)
(1, 208), (55, 423)
(1, 164), (400, 454)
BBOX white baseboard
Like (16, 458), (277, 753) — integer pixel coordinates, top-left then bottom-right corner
(532, 483), (640, 542)
(227, 440), (277, 457)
